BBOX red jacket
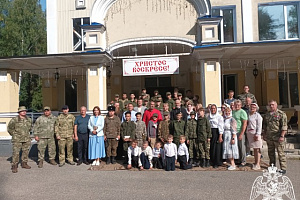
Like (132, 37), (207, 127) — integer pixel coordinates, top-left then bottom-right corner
(143, 108), (162, 127)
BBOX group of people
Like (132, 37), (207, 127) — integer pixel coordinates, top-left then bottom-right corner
(7, 86), (288, 174)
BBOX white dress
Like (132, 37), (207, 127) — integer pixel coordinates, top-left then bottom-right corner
(223, 117), (239, 159)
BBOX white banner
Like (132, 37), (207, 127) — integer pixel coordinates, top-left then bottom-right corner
(123, 56), (179, 76)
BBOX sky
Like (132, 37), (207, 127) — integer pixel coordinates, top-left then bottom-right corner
(40, 0), (46, 11)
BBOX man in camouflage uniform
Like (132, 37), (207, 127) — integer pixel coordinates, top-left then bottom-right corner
(150, 90), (159, 102)
(158, 111), (170, 144)
(134, 112), (146, 147)
(104, 105), (121, 164)
(113, 94), (124, 110)
(185, 111), (198, 165)
(33, 106), (57, 168)
(169, 112), (186, 146)
(165, 92), (175, 111)
(55, 105), (76, 167)
(263, 100), (288, 174)
(7, 106), (32, 173)
(237, 85), (257, 106)
(155, 99), (163, 111)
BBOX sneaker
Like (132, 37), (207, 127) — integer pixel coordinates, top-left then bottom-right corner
(228, 165), (236, 170)
(59, 163), (65, 167)
(278, 169), (286, 175)
(92, 160), (97, 166)
(96, 160), (100, 166)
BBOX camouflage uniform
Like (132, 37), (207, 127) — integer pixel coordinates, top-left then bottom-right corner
(128, 100), (137, 107)
(169, 120), (185, 147)
(185, 118), (198, 159)
(155, 104), (163, 112)
(7, 116), (32, 165)
(166, 99), (175, 111)
(237, 92), (257, 105)
(158, 120), (170, 144)
(55, 113), (75, 164)
(135, 120), (146, 147)
(120, 121), (136, 154)
(33, 114), (57, 162)
(263, 109), (288, 170)
(114, 99), (124, 110)
(197, 116), (212, 159)
(104, 115), (121, 157)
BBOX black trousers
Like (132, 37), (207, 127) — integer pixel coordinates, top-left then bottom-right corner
(178, 155), (192, 170)
(165, 156), (175, 171)
(78, 133), (88, 162)
(140, 153), (150, 169)
(131, 156), (139, 168)
(152, 157), (163, 169)
(210, 128), (223, 166)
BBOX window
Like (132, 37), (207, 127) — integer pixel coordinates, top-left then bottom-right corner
(212, 7), (236, 43)
(73, 17), (90, 51)
(258, 3), (299, 40)
(278, 72), (299, 108)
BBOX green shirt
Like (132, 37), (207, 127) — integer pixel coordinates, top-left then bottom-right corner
(7, 116), (32, 143)
(232, 109), (248, 133)
(33, 114), (57, 138)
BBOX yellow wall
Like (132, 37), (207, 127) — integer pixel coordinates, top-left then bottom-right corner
(87, 68), (100, 110)
(204, 62), (222, 106)
(264, 69), (280, 103)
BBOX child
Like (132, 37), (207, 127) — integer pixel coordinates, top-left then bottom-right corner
(169, 112), (185, 147)
(178, 135), (192, 170)
(158, 111), (170, 144)
(197, 108), (211, 168)
(135, 112), (146, 147)
(147, 113), (159, 148)
(185, 111), (198, 165)
(152, 142), (164, 169)
(164, 135), (177, 171)
(121, 111), (136, 164)
(127, 140), (141, 169)
(139, 141), (153, 170)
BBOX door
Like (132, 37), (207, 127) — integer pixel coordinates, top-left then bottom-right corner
(65, 79), (77, 112)
(145, 76), (173, 100)
(223, 74), (237, 100)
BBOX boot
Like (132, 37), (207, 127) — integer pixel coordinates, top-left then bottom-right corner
(49, 159), (57, 165)
(111, 156), (116, 164)
(188, 158), (193, 165)
(38, 160), (43, 168)
(200, 159), (206, 168)
(106, 157), (111, 165)
(11, 164), (18, 173)
(205, 159), (210, 168)
(193, 159), (200, 167)
(21, 162), (31, 169)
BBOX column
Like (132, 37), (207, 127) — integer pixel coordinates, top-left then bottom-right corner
(241, 0), (254, 42)
(200, 60), (222, 107)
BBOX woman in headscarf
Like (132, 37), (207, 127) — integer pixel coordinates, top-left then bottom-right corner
(247, 103), (263, 170)
(208, 104), (224, 168)
(223, 107), (239, 170)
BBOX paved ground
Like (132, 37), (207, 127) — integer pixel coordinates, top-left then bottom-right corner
(0, 157), (299, 200)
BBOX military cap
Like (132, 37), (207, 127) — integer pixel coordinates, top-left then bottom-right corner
(154, 90), (159, 93)
(166, 92), (171, 96)
(163, 111), (170, 116)
(125, 111), (131, 115)
(178, 93), (182, 96)
(184, 97), (190, 101)
(18, 106), (27, 112)
(44, 106), (51, 111)
(115, 94), (119, 97)
(157, 95), (162, 98)
(152, 113), (158, 117)
(108, 105), (115, 111)
(62, 105), (69, 110)
(144, 98), (149, 101)
(135, 112), (142, 116)
(176, 111), (182, 115)
(141, 93), (146, 96)
(155, 99), (161, 102)
(190, 111), (196, 115)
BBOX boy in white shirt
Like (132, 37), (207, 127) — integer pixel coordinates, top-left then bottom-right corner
(164, 135), (177, 171)
(178, 135), (192, 170)
(140, 141), (153, 170)
(152, 142), (164, 169)
(127, 140), (141, 169)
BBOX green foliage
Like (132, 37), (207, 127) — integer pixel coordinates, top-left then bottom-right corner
(258, 7), (277, 40)
(0, 0), (46, 111)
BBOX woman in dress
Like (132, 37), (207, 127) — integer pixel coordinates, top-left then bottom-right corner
(208, 104), (224, 168)
(223, 107), (239, 170)
(247, 103), (263, 170)
(88, 106), (106, 166)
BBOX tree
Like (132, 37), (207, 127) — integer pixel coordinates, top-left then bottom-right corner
(0, 0), (46, 110)
(258, 7), (277, 40)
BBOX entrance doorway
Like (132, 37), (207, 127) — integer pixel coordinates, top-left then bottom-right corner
(223, 74), (237, 100)
(65, 79), (77, 112)
(145, 76), (173, 100)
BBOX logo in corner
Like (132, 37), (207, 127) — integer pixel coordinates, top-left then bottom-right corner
(250, 164), (296, 200)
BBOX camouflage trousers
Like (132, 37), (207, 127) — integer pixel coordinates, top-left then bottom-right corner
(58, 137), (73, 164)
(188, 139), (199, 159)
(267, 140), (287, 170)
(37, 138), (56, 162)
(12, 140), (31, 165)
(106, 139), (119, 157)
(199, 141), (210, 159)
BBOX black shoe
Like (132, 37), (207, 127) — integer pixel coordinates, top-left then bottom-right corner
(83, 161), (90, 165)
(111, 157), (116, 164)
(200, 159), (206, 168)
(279, 169), (286, 175)
(106, 157), (111, 165)
(205, 159), (210, 168)
(188, 158), (193, 165)
(77, 161), (83, 166)
(239, 163), (246, 168)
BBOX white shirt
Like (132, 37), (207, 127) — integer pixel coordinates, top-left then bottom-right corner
(153, 147), (164, 158)
(164, 143), (177, 159)
(127, 146), (141, 165)
(208, 113), (224, 134)
(178, 143), (189, 162)
(141, 146), (153, 167)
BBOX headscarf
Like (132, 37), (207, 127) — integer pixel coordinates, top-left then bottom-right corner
(209, 104), (221, 119)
